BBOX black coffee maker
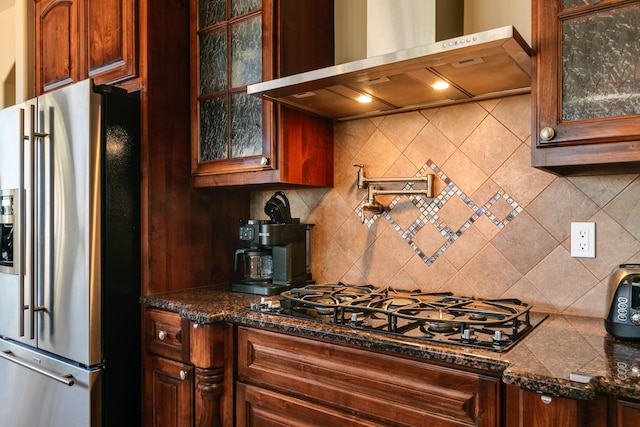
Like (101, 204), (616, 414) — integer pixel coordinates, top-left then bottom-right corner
(232, 192), (313, 295)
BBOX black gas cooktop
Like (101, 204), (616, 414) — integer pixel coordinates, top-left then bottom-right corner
(250, 283), (547, 352)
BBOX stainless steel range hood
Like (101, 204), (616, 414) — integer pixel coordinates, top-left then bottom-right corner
(247, 25), (531, 121)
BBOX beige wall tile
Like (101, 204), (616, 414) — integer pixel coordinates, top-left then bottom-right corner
(527, 179), (599, 241)
(492, 144), (554, 207)
(565, 281), (608, 318)
(459, 115), (521, 175)
(354, 130), (401, 177)
(525, 247), (599, 312)
(459, 244), (522, 297)
(569, 174), (638, 208)
(404, 123), (457, 169)
(605, 177), (640, 240)
(334, 119), (377, 156)
(491, 212), (557, 275)
(442, 226), (489, 270)
(491, 94), (532, 141)
(377, 111), (427, 152)
(429, 102), (488, 146)
(404, 254), (457, 290)
(442, 150), (488, 195)
(443, 272), (478, 295)
(355, 238), (404, 285)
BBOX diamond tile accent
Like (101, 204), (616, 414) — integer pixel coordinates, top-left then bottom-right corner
(355, 160), (523, 266)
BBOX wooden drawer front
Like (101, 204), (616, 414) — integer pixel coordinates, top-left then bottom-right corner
(145, 308), (188, 361)
(237, 383), (387, 427)
(238, 327), (500, 427)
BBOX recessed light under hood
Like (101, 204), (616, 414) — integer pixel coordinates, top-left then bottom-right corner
(247, 26), (531, 121)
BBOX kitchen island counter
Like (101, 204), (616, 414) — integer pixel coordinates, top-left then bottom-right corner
(140, 285), (640, 401)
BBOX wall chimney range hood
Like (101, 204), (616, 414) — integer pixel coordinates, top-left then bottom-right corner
(247, 26), (532, 121)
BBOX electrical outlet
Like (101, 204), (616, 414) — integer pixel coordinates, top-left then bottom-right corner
(571, 222), (595, 258)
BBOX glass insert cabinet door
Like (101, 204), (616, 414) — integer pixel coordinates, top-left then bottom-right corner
(193, 0), (273, 173)
(535, 0), (640, 147)
(561, 1), (640, 122)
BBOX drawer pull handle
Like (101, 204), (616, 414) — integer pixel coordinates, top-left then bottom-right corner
(179, 370), (188, 380)
(158, 330), (167, 340)
(540, 394), (553, 404)
(0, 350), (75, 386)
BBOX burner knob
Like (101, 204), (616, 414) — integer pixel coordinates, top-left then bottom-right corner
(493, 331), (503, 341)
(351, 313), (358, 322)
(462, 328), (475, 340)
(631, 312), (640, 325)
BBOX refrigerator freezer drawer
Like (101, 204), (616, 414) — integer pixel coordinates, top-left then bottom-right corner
(0, 338), (101, 427)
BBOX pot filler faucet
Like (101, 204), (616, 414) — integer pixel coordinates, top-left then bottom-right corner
(353, 163), (434, 223)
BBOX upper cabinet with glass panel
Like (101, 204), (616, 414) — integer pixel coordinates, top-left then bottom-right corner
(195, 0), (264, 167)
(532, 0), (640, 175)
(190, 0), (335, 187)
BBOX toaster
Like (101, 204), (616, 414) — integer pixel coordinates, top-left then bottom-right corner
(605, 264), (640, 340)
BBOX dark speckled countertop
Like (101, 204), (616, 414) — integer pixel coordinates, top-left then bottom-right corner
(140, 285), (640, 402)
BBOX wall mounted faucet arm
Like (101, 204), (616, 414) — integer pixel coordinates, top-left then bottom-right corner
(353, 163), (435, 223)
(353, 163), (433, 191)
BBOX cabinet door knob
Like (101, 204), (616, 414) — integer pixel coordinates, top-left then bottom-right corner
(260, 156), (269, 166)
(540, 127), (555, 141)
(540, 394), (553, 404)
(158, 330), (167, 340)
(179, 370), (188, 380)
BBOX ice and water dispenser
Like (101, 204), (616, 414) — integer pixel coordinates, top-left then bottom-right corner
(0, 189), (17, 274)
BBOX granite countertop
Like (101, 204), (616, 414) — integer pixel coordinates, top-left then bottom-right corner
(140, 285), (640, 402)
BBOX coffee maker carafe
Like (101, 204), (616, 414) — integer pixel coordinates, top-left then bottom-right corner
(235, 247), (273, 284)
(232, 192), (313, 295)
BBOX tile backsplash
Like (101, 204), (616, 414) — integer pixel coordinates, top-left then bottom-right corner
(250, 94), (640, 318)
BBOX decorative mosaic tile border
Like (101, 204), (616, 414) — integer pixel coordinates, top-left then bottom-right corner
(355, 160), (523, 266)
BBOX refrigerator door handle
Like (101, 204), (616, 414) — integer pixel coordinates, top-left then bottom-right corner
(17, 108), (26, 337)
(28, 105), (47, 340)
(22, 104), (36, 339)
(0, 349), (75, 386)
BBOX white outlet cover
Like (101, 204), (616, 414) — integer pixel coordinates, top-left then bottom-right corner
(571, 222), (595, 258)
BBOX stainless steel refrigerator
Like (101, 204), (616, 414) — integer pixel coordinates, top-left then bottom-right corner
(0, 79), (141, 426)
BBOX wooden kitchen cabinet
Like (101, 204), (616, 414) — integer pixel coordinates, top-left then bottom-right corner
(613, 398), (640, 427)
(504, 385), (608, 427)
(143, 308), (232, 427)
(531, 0), (640, 175)
(237, 326), (502, 426)
(35, 0), (137, 94)
(189, 0), (334, 187)
(145, 355), (195, 427)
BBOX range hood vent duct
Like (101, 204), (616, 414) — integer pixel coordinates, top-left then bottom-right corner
(248, 25), (531, 121)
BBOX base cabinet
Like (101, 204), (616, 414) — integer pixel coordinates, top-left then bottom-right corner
(503, 385), (640, 427)
(143, 308), (231, 427)
(145, 355), (195, 427)
(504, 385), (608, 427)
(614, 398), (640, 427)
(236, 326), (501, 427)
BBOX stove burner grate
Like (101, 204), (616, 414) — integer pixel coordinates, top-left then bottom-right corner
(255, 283), (547, 352)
